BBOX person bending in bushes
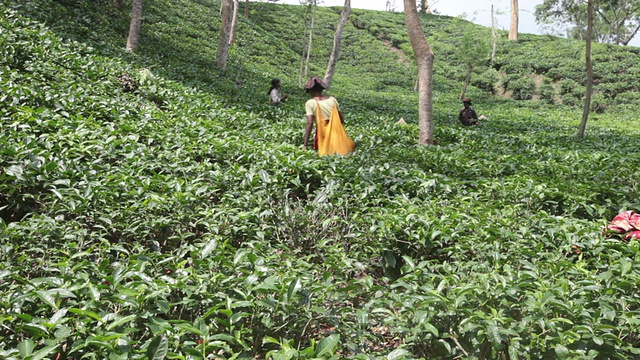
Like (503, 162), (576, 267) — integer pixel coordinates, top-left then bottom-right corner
(301, 76), (355, 156)
(459, 97), (479, 126)
(268, 78), (288, 106)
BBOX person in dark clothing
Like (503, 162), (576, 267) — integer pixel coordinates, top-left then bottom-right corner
(459, 97), (479, 126)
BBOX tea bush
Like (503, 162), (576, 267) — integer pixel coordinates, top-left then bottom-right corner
(507, 76), (536, 100)
(2, 1), (640, 359)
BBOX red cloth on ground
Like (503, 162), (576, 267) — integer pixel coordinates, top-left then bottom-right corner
(604, 210), (640, 240)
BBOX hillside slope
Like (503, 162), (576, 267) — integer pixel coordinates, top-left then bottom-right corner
(2, 0), (640, 359)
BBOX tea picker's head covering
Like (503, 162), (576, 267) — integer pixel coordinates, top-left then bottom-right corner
(268, 78), (281, 95)
(462, 97), (472, 104)
(305, 76), (327, 92)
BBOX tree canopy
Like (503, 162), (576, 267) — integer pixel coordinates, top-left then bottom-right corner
(535, 0), (640, 45)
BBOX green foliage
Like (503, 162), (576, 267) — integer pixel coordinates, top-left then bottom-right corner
(539, 76), (557, 104)
(507, 76), (536, 100)
(558, 78), (585, 106)
(1, 1), (640, 359)
(535, 0), (640, 45)
(472, 68), (499, 94)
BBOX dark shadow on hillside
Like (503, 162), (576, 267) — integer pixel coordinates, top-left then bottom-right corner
(6, 0), (274, 108)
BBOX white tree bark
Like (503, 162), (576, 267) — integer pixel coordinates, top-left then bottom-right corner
(229, 0), (240, 44)
(324, 0), (351, 89)
(303, 3), (316, 79)
(491, 4), (497, 60)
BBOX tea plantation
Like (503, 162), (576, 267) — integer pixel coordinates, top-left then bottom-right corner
(1, 0), (640, 359)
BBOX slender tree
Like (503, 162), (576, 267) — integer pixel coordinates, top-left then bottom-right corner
(324, 0), (351, 89)
(298, 2), (310, 85)
(216, 0), (233, 70)
(113, 0), (122, 11)
(419, 0), (438, 14)
(404, 0), (435, 145)
(458, 29), (489, 100)
(386, 0), (397, 12)
(244, 0), (249, 18)
(126, 0), (143, 51)
(578, 0), (594, 139)
(303, 0), (317, 80)
(229, 0), (240, 44)
(509, 0), (519, 40)
(491, 4), (498, 60)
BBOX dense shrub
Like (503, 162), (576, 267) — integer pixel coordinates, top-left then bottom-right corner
(558, 78), (584, 106)
(2, 2), (640, 359)
(590, 93), (608, 113)
(472, 67), (499, 94)
(539, 77), (557, 104)
(507, 75), (536, 100)
(612, 90), (640, 108)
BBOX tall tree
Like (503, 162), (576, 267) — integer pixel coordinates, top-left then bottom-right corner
(386, 0), (397, 12)
(216, 0), (233, 70)
(578, 0), (594, 139)
(323, 0), (351, 89)
(419, 0), (437, 14)
(229, 0), (240, 44)
(596, 0), (640, 44)
(404, 0), (435, 145)
(491, 4), (498, 60)
(244, 0), (249, 18)
(509, 0), (519, 40)
(126, 0), (143, 51)
(536, 0), (640, 45)
(299, 0), (317, 84)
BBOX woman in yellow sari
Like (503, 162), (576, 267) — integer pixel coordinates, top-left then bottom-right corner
(301, 76), (355, 156)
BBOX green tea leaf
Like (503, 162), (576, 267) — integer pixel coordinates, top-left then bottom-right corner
(200, 239), (217, 259)
(315, 334), (339, 357)
(554, 344), (569, 358)
(146, 336), (169, 360)
(287, 277), (301, 302)
(18, 339), (35, 357)
(29, 344), (59, 360)
(387, 348), (411, 360)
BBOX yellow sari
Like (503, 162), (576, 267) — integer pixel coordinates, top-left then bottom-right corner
(314, 100), (356, 157)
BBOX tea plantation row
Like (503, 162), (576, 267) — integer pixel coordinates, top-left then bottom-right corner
(1, 2), (640, 359)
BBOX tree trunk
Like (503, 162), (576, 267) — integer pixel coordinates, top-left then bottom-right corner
(323, 0), (351, 89)
(126, 0), (143, 52)
(229, 0), (240, 44)
(460, 65), (472, 100)
(216, 0), (233, 70)
(113, 0), (122, 11)
(508, 0), (518, 40)
(491, 4), (497, 60)
(420, 0), (436, 14)
(419, 0), (427, 13)
(578, 0), (594, 139)
(298, 8), (309, 86)
(244, 0), (249, 18)
(304, 2), (316, 79)
(404, 0), (435, 145)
